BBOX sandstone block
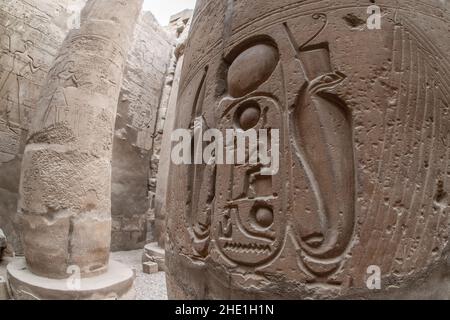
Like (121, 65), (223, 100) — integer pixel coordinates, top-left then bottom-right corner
(142, 262), (159, 275)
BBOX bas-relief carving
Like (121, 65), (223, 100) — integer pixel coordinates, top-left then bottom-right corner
(167, 1), (450, 299)
(186, 66), (213, 257)
(39, 60), (78, 128)
(0, 35), (41, 132)
(179, 13), (356, 279)
(0, 2), (88, 140)
(283, 15), (355, 281)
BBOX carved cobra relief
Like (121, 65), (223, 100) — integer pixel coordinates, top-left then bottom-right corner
(283, 14), (356, 279)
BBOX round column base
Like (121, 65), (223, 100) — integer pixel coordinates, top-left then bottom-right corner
(7, 258), (135, 300)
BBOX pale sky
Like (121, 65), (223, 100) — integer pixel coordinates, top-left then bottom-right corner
(143, 0), (197, 26)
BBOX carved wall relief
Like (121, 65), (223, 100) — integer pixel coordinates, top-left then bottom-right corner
(0, 39), (41, 131)
(283, 15), (356, 282)
(200, 15), (357, 281)
(214, 96), (286, 266)
(186, 66), (214, 257)
(0, 1), (88, 253)
(166, 0), (450, 299)
(211, 40), (287, 267)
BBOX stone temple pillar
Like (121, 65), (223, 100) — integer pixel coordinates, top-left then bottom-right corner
(166, 0), (450, 299)
(7, 0), (143, 300)
(142, 14), (193, 275)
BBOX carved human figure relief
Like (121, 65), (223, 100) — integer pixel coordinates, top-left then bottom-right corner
(0, 39), (40, 129)
(39, 60), (79, 127)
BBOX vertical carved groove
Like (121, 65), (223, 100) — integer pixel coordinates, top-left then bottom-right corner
(187, 66), (212, 257)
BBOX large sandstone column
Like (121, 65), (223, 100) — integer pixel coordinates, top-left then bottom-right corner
(154, 16), (192, 248)
(166, 0), (450, 299)
(142, 14), (193, 273)
(7, 0), (143, 300)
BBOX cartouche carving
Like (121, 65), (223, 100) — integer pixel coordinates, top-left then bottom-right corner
(212, 40), (286, 266)
(214, 96), (286, 266)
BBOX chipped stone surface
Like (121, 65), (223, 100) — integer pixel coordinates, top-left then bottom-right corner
(165, 0), (450, 299)
(142, 242), (165, 271)
(0, 0), (447, 301)
(0, 0), (87, 254)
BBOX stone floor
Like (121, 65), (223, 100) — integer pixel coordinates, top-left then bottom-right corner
(111, 250), (168, 300)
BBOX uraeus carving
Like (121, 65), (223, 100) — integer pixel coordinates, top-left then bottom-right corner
(284, 14), (355, 280)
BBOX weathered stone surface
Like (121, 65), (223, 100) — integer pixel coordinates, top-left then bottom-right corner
(143, 261), (159, 275)
(152, 11), (193, 248)
(142, 11), (193, 274)
(18, 0), (143, 280)
(166, 0), (450, 299)
(7, 258), (135, 300)
(111, 11), (174, 251)
(227, 44), (279, 98)
(0, 0), (87, 254)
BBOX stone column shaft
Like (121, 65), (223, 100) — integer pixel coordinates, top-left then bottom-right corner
(17, 0), (143, 279)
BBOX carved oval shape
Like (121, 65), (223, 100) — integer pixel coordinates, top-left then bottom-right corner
(227, 44), (279, 98)
(254, 207), (274, 229)
(234, 100), (261, 130)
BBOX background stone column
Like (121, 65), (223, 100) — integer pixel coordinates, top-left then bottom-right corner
(141, 12), (192, 274)
(153, 16), (192, 248)
(7, 0), (143, 299)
